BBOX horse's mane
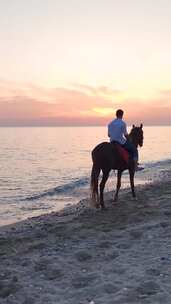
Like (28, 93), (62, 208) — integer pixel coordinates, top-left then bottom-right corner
(129, 126), (138, 137)
(129, 124), (143, 135)
(129, 124), (143, 146)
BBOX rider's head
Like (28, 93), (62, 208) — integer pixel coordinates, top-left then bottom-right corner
(116, 109), (124, 118)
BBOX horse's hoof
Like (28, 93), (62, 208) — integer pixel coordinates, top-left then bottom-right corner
(133, 196), (137, 201)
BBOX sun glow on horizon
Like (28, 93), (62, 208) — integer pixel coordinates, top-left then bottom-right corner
(93, 107), (115, 116)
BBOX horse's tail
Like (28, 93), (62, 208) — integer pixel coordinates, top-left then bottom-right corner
(90, 160), (101, 207)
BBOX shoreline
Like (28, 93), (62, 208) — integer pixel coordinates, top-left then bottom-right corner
(1, 157), (171, 228)
(0, 175), (171, 303)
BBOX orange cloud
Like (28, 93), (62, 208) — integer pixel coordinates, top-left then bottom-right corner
(0, 80), (170, 126)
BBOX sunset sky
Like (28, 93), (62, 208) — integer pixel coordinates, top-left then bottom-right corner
(0, 0), (171, 125)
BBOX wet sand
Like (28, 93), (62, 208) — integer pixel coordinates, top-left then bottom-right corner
(0, 174), (171, 304)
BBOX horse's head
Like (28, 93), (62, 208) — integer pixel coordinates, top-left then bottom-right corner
(129, 124), (143, 147)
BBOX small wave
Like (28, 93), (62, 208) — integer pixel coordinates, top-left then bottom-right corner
(143, 158), (171, 169)
(15, 158), (171, 203)
(22, 176), (89, 201)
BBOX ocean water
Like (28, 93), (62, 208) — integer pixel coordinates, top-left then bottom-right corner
(0, 126), (171, 226)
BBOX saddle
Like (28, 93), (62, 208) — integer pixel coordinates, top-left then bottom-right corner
(111, 142), (129, 164)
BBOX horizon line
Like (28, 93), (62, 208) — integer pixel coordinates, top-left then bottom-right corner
(0, 124), (170, 127)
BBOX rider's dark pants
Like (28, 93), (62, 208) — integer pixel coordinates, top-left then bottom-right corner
(122, 140), (138, 161)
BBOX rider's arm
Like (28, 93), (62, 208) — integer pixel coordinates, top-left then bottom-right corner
(108, 124), (111, 138)
(122, 122), (128, 139)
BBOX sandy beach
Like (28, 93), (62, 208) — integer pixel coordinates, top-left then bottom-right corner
(0, 172), (171, 304)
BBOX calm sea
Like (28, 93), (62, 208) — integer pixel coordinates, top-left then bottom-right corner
(0, 126), (171, 226)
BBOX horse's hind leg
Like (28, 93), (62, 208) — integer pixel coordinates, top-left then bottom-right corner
(90, 163), (100, 207)
(100, 169), (110, 209)
(114, 170), (122, 202)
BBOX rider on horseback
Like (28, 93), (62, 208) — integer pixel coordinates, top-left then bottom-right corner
(108, 109), (138, 169)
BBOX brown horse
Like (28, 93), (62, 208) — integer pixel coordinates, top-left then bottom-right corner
(90, 124), (143, 208)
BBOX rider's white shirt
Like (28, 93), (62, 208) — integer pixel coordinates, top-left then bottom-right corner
(108, 118), (128, 145)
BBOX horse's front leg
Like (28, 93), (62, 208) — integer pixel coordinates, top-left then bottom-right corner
(129, 168), (136, 198)
(100, 170), (109, 209)
(114, 170), (122, 202)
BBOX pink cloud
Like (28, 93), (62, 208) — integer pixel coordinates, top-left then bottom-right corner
(71, 83), (121, 96)
(120, 99), (171, 125)
(0, 80), (170, 126)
